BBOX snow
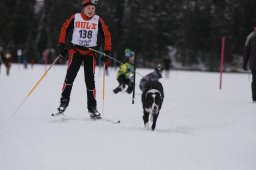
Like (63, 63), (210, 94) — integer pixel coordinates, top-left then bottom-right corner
(0, 64), (256, 170)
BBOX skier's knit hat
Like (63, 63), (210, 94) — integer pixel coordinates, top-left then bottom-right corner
(83, 0), (98, 7)
(125, 48), (135, 58)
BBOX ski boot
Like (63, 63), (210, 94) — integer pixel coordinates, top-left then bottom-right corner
(88, 107), (101, 119)
(52, 97), (69, 117)
(113, 84), (125, 94)
(126, 82), (134, 94)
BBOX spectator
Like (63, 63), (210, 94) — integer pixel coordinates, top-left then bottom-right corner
(243, 20), (256, 102)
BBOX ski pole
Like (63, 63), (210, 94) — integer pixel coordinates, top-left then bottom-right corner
(132, 52), (137, 104)
(88, 47), (144, 78)
(88, 47), (124, 65)
(12, 56), (61, 116)
(102, 63), (106, 115)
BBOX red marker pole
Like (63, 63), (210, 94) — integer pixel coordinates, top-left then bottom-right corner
(219, 36), (226, 89)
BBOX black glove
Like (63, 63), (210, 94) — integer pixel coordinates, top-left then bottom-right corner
(243, 64), (248, 71)
(101, 51), (110, 63)
(57, 43), (68, 57)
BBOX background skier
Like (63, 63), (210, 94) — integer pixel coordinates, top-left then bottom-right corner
(0, 47), (4, 74)
(163, 56), (172, 78)
(113, 48), (135, 94)
(4, 49), (13, 76)
(139, 64), (164, 92)
(243, 20), (256, 102)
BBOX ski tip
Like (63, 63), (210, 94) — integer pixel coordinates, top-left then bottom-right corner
(51, 112), (65, 117)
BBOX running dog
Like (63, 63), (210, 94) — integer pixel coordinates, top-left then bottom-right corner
(141, 81), (164, 131)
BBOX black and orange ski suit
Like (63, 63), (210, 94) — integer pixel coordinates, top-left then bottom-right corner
(58, 12), (111, 110)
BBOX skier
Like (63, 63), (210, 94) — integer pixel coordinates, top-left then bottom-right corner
(0, 47), (4, 74)
(55, 0), (111, 119)
(139, 64), (164, 92)
(113, 49), (135, 94)
(243, 20), (256, 102)
(163, 56), (172, 78)
(4, 49), (13, 76)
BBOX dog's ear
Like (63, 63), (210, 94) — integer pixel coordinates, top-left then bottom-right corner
(155, 94), (163, 106)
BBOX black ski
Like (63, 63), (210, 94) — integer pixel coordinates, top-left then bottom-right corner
(51, 113), (120, 124)
(91, 117), (121, 124)
(101, 118), (121, 124)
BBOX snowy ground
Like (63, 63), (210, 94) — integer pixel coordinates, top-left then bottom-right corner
(0, 64), (256, 170)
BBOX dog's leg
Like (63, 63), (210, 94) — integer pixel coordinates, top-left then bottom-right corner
(151, 113), (159, 131)
(143, 111), (151, 129)
(143, 111), (149, 125)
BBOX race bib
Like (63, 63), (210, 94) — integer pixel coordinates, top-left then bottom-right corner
(71, 14), (99, 47)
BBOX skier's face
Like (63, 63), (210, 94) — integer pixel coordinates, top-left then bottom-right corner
(129, 56), (134, 63)
(83, 5), (96, 17)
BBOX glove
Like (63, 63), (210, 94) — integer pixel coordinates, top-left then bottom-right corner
(243, 64), (248, 71)
(101, 51), (110, 63)
(57, 43), (68, 57)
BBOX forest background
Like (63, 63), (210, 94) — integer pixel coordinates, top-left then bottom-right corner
(1, 0), (256, 71)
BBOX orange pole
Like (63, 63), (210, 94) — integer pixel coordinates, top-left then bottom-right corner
(12, 56), (60, 116)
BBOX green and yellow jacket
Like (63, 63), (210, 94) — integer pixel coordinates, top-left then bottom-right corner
(117, 62), (134, 79)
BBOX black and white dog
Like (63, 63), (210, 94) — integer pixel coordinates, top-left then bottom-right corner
(141, 81), (164, 131)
